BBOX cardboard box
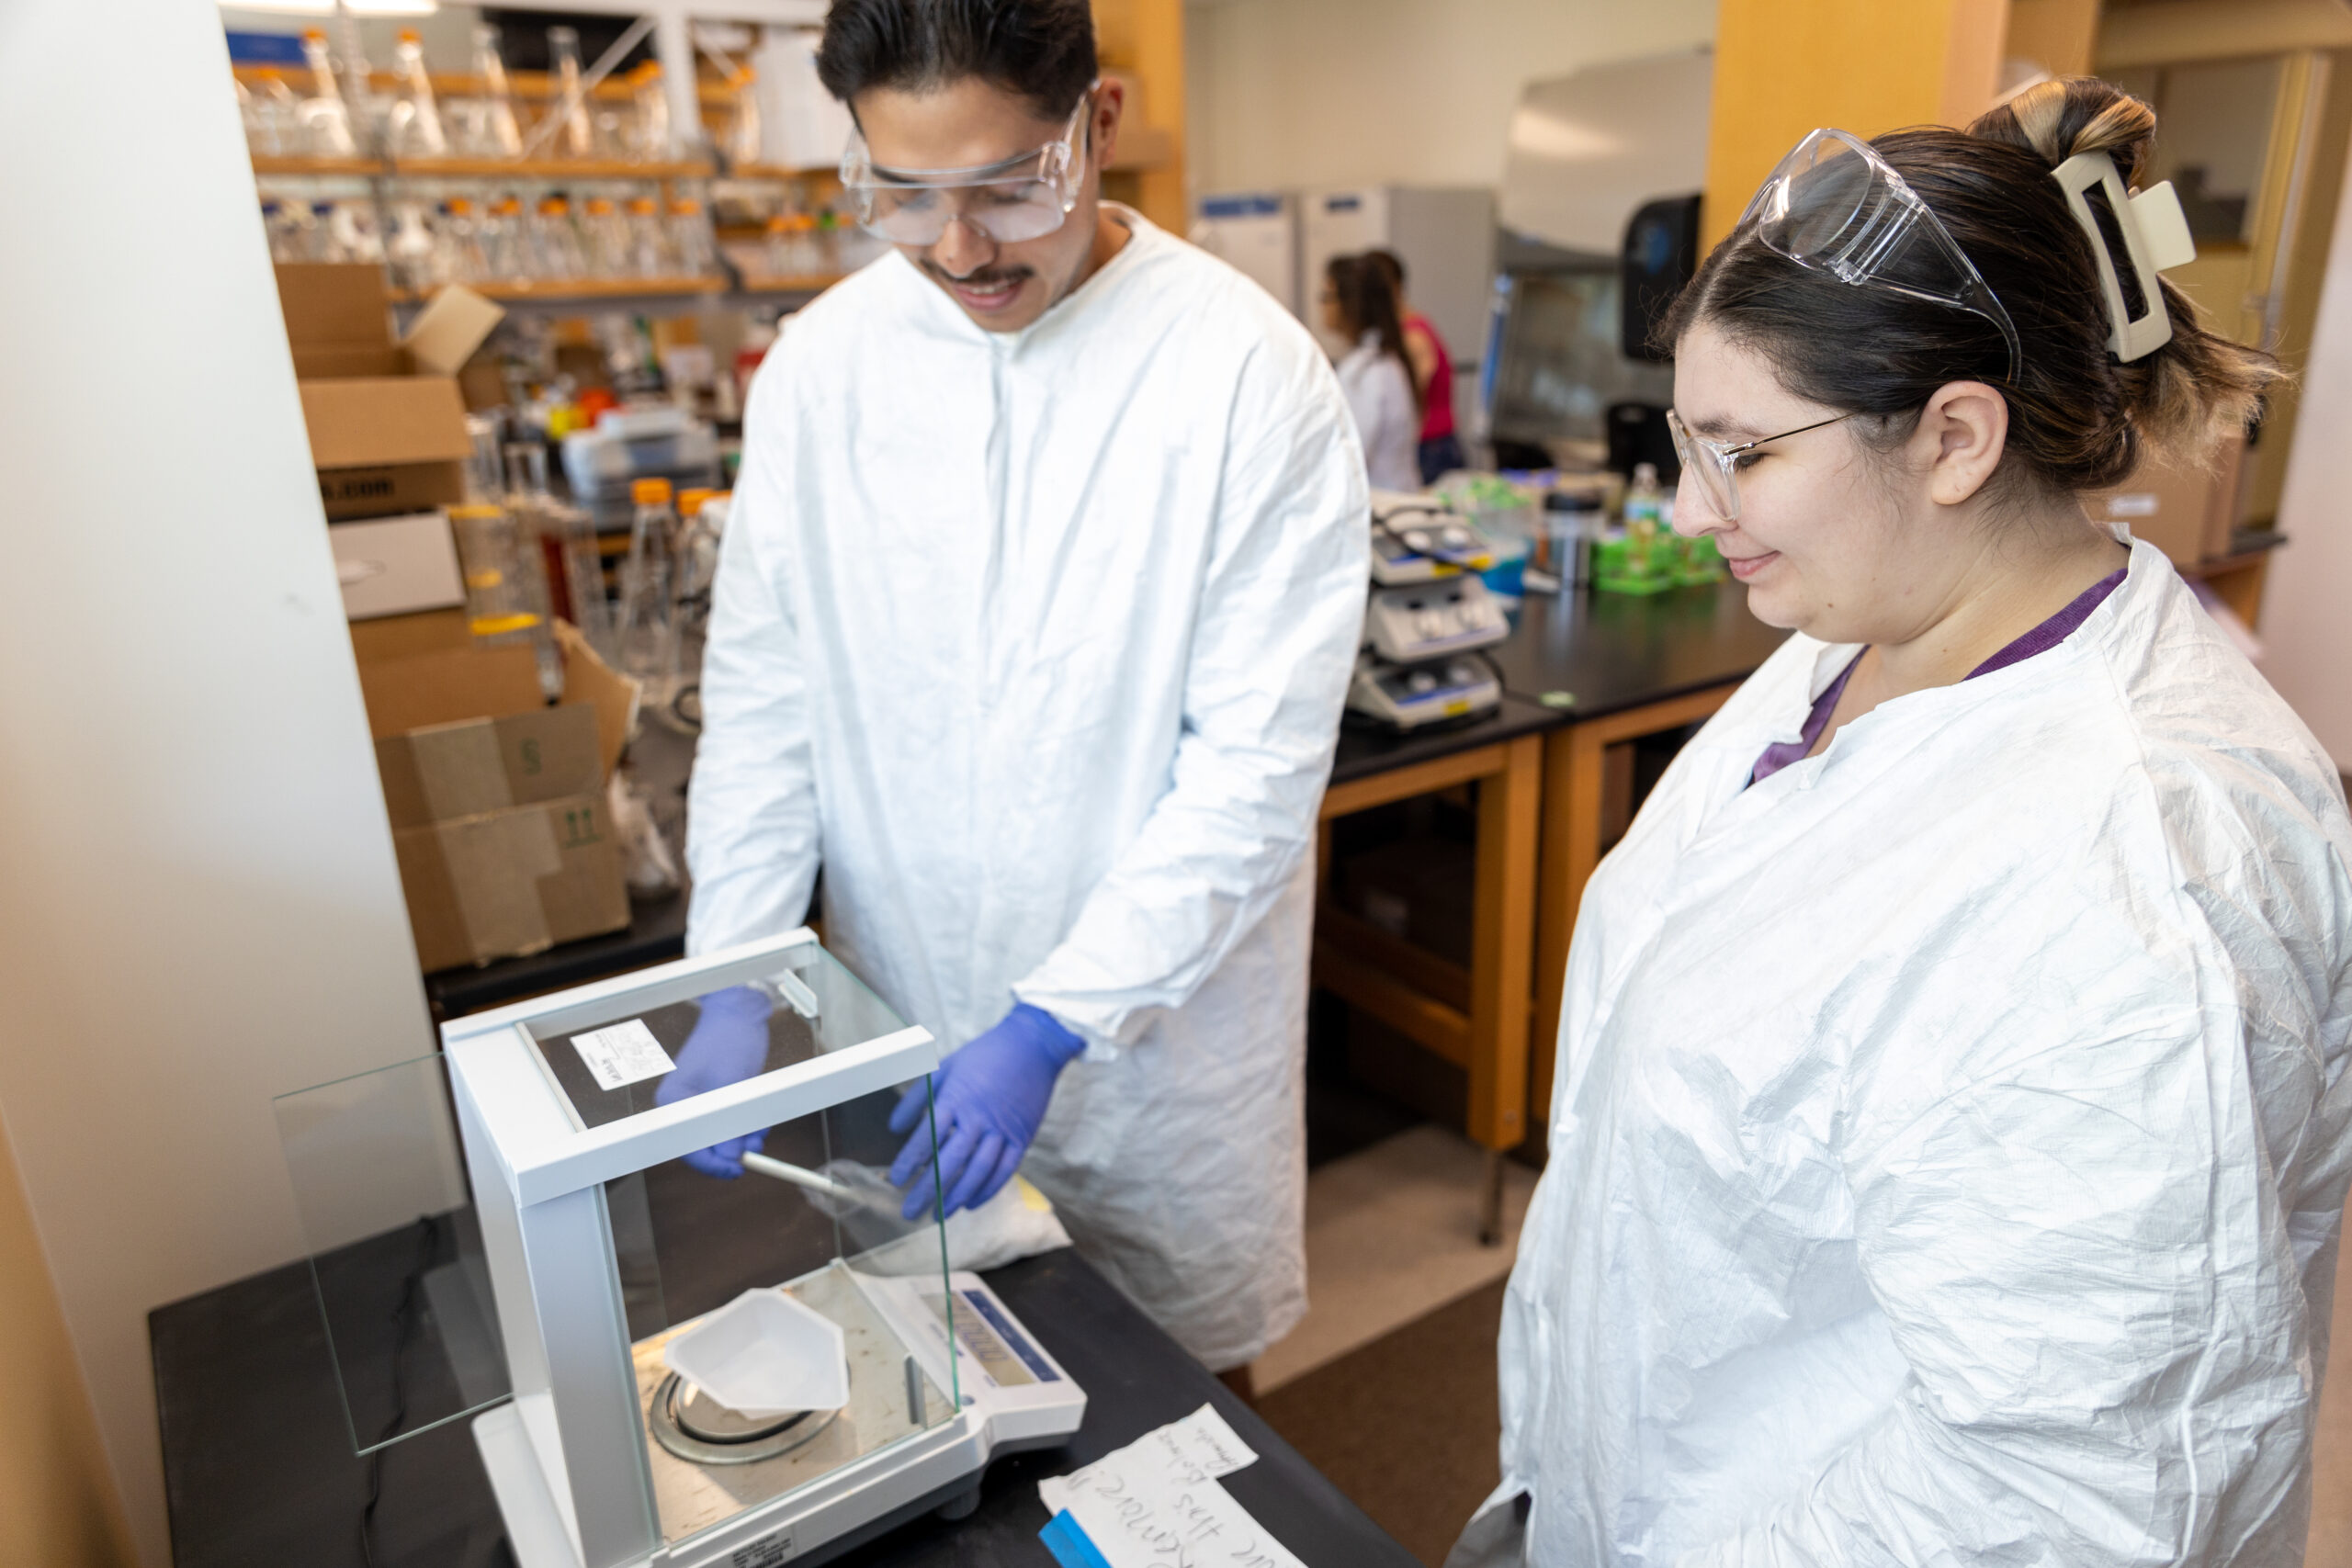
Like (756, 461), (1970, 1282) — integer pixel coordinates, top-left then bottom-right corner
(356, 638), (637, 973)
(276, 262), (407, 378)
(331, 513), (465, 621)
(2086, 434), (2246, 567)
(348, 607), (471, 664)
(392, 797), (625, 974)
(276, 264), (502, 521)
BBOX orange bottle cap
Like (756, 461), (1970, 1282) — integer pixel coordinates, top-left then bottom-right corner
(586, 197), (613, 215)
(677, 488), (716, 517)
(632, 478), (673, 505)
(446, 502), (504, 521)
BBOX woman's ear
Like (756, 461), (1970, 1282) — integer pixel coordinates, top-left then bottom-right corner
(1918, 380), (2009, 507)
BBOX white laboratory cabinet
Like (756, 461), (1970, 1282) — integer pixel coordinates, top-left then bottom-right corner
(1192, 191), (1301, 314)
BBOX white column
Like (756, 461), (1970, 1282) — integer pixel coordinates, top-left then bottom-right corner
(657, 6), (703, 159)
(2267, 142), (2352, 773)
(0, 2), (440, 1562)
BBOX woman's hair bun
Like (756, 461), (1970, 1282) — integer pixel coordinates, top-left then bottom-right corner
(1971, 77), (2156, 186)
(1970, 77), (2280, 460)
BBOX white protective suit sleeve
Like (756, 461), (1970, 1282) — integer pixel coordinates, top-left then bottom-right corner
(1679, 895), (2347, 1567)
(1011, 390), (1367, 1053)
(683, 371), (817, 956)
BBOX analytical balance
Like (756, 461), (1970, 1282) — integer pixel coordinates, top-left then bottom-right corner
(273, 931), (1084, 1568)
(1346, 491), (1511, 731)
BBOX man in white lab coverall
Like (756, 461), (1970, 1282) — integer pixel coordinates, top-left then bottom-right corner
(674, 0), (1367, 1376)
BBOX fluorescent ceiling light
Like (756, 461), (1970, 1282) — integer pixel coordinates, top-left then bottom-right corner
(1508, 107), (1623, 164)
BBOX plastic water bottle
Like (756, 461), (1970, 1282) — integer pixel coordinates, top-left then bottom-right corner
(1624, 462), (1666, 579)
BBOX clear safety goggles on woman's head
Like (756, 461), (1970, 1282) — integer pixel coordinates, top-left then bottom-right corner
(1739, 127), (2022, 384)
(839, 85), (1096, 246)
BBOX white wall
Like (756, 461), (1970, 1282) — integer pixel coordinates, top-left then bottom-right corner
(0, 2), (442, 1562)
(1183, 0), (1719, 198)
(2267, 132), (2352, 773)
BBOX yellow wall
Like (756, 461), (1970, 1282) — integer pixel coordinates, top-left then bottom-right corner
(2009, 0), (2102, 76)
(1094, 0), (1187, 232)
(0, 1117), (132, 1568)
(1702, 0), (2009, 248)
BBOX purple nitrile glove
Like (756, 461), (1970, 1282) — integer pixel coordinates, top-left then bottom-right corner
(888, 1003), (1084, 1220)
(653, 985), (774, 1179)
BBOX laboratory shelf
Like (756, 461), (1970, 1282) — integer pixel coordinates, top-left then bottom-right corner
(251, 155), (383, 177)
(251, 154), (716, 181)
(734, 272), (847, 294)
(387, 275), (726, 305)
(726, 163), (841, 181)
(393, 156), (717, 180)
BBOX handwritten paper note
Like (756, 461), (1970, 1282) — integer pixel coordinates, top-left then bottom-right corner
(1038, 1404), (1307, 1568)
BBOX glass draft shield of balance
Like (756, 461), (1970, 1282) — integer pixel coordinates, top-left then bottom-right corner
(272, 931), (1058, 1568)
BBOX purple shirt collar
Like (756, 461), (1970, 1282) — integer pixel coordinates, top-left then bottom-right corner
(1749, 565), (2127, 786)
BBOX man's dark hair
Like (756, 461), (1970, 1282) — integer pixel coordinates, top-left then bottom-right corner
(817, 0), (1098, 120)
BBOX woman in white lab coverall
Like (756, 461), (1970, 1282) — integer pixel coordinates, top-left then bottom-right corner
(1323, 253), (1424, 494)
(1460, 80), (2352, 1566)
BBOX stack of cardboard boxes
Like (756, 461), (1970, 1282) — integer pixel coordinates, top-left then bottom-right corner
(278, 263), (636, 973)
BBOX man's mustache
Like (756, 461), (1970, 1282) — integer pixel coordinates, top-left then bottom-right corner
(923, 262), (1035, 288)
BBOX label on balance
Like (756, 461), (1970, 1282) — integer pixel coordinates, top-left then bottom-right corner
(568, 1019), (674, 1091)
(930, 1287), (1060, 1389)
(729, 1525), (797, 1567)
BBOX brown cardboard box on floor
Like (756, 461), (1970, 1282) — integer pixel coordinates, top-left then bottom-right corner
(2085, 433), (2246, 567)
(276, 264), (503, 520)
(356, 636), (637, 974)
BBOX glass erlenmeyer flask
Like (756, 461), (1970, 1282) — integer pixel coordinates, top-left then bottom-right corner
(390, 28), (447, 157)
(632, 62), (671, 163)
(668, 198), (716, 278)
(299, 28), (357, 157)
(725, 66), (763, 169)
(547, 27), (595, 161)
(468, 24), (524, 159)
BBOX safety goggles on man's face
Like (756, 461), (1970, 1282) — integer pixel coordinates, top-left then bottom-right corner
(839, 86), (1095, 246)
(1738, 128), (2022, 384)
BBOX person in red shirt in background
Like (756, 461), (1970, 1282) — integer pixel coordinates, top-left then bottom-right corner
(1365, 248), (1462, 484)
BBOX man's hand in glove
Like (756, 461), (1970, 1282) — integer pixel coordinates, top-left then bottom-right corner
(653, 985), (773, 1178)
(888, 1003), (1083, 1220)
